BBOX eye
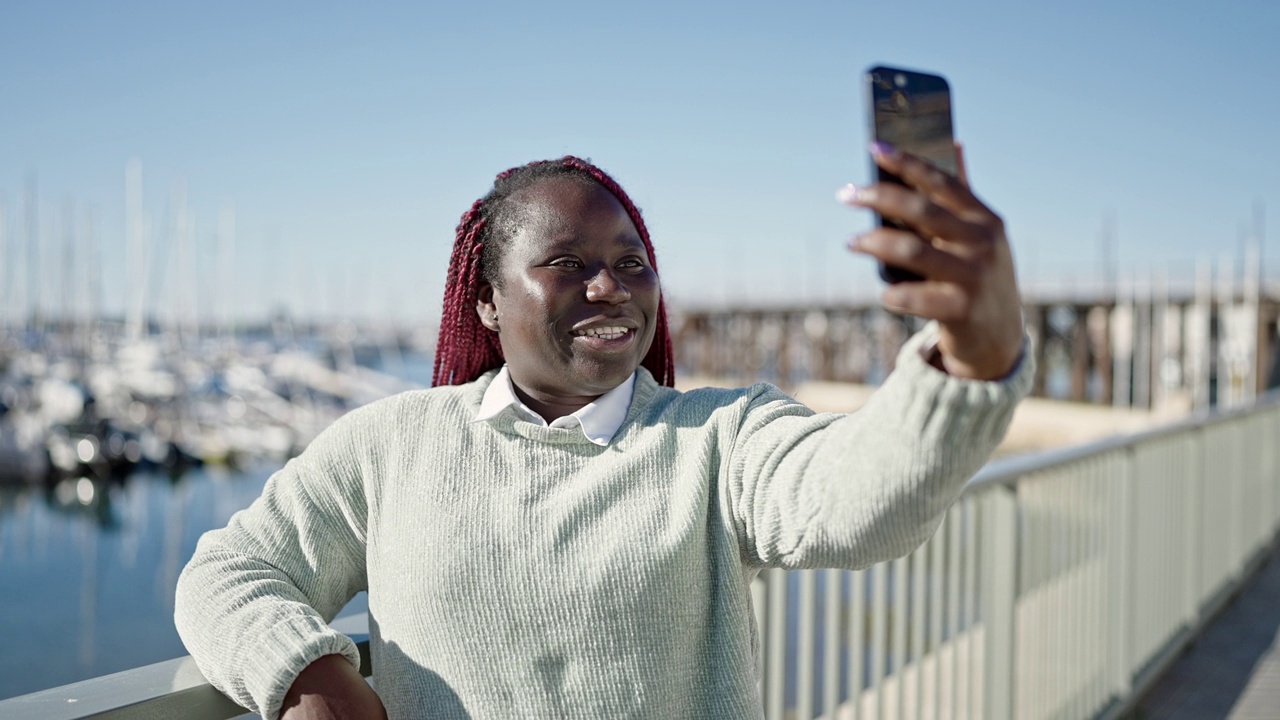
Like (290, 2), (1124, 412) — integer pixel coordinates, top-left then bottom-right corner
(547, 257), (583, 270)
(616, 256), (648, 271)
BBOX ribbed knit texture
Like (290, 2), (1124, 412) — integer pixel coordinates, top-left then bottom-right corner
(175, 325), (1033, 719)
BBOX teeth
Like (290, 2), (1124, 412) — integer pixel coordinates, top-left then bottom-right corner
(575, 326), (629, 340)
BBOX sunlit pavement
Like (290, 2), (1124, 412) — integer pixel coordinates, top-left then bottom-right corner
(1137, 546), (1280, 719)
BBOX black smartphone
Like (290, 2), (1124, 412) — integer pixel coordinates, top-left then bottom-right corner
(865, 65), (959, 283)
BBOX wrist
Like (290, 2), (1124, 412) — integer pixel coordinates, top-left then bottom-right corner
(281, 654), (384, 720)
(930, 336), (1024, 381)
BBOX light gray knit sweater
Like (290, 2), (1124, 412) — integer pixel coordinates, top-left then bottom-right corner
(175, 328), (1032, 719)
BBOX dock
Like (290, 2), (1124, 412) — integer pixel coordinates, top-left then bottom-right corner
(1138, 549), (1280, 719)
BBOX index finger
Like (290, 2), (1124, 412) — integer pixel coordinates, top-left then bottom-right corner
(954, 141), (969, 188)
(872, 142), (987, 220)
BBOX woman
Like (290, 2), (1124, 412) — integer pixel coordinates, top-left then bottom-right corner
(175, 146), (1030, 720)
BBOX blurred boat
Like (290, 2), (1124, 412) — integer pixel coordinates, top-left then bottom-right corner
(0, 409), (50, 484)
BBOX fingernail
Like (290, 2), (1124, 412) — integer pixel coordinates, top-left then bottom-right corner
(836, 183), (861, 204)
(870, 141), (896, 158)
(848, 234), (867, 251)
(883, 286), (908, 306)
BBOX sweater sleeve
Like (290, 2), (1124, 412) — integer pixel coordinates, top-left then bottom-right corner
(174, 407), (373, 720)
(724, 322), (1033, 570)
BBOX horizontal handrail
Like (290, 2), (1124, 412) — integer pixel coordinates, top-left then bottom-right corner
(0, 618), (372, 720)
(967, 387), (1280, 493)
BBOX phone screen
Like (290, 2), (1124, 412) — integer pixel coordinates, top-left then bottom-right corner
(866, 66), (957, 283)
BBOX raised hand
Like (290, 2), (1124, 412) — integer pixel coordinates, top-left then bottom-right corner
(838, 142), (1024, 381)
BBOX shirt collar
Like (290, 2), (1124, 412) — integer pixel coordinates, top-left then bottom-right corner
(473, 366), (636, 446)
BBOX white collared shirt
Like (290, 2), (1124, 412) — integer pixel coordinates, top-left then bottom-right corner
(473, 366), (636, 446)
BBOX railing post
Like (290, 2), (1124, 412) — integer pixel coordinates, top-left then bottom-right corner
(1109, 447), (1134, 699)
(980, 486), (1017, 720)
(797, 570), (816, 720)
(1230, 420), (1246, 573)
(766, 568), (787, 720)
(1186, 427), (1205, 623)
(1269, 409), (1280, 534)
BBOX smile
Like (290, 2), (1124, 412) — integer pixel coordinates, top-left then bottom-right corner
(573, 326), (631, 340)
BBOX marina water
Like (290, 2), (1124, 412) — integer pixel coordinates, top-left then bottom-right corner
(0, 350), (434, 700)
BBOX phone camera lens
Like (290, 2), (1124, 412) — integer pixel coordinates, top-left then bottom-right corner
(894, 73), (907, 88)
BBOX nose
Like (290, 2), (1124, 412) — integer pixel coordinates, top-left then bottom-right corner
(585, 266), (631, 304)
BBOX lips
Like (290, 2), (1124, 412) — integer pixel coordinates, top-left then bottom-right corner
(569, 317), (641, 349)
(573, 326), (630, 340)
(571, 316), (639, 335)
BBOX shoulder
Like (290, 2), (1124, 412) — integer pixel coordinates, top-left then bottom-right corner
(674, 382), (799, 413)
(367, 377), (488, 418)
(630, 370), (811, 429)
(309, 373), (494, 448)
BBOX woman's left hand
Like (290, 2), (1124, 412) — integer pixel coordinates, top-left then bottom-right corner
(838, 142), (1024, 381)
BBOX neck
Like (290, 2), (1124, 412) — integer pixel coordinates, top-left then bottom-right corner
(510, 383), (600, 423)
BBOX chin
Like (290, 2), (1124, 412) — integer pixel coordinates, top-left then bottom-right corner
(573, 360), (640, 391)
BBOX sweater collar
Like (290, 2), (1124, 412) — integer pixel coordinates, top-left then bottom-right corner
(473, 365), (636, 446)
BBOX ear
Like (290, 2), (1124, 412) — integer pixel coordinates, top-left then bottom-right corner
(476, 280), (499, 332)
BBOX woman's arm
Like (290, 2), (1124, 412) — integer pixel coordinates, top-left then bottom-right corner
(725, 144), (1031, 570)
(175, 407), (378, 719)
(724, 325), (1031, 571)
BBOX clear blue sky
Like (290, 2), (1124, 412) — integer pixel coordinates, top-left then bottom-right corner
(2, 1), (1278, 324)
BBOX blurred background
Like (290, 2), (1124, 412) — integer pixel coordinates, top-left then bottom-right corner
(1, 0), (1278, 705)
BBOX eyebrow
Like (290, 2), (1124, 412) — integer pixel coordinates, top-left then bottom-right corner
(613, 234), (648, 252)
(543, 234), (647, 253)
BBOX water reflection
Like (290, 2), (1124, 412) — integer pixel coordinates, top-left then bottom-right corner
(0, 349), (428, 700)
(0, 463), (279, 699)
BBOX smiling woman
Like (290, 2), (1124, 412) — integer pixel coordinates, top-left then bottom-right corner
(474, 176), (661, 418)
(433, 158), (674, 394)
(175, 153), (1034, 720)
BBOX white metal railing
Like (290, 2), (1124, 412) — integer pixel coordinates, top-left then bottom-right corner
(3, 392), (1278, 719)
(0, 614), (372, 720)
(757, 389), (1280, 720)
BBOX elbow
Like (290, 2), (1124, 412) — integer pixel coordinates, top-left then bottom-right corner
(885, 506), (948, 561)
(173, 557), (206, 647)
(833, 478), (960, 569)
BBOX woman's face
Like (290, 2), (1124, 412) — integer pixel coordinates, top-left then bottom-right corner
(477, 177), (660, 403)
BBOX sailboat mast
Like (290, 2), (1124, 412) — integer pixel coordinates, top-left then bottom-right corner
(126, 158), (147, 341)
(82, 204), (100, 346)
(23, 173), (38, 333)
(217, 202), (236, 345)
(0, 196), (7, 336)
(62, 197), (74, 337)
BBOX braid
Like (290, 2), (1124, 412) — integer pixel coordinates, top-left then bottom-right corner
(432, 201), (504, 386)
(432, 156), (675, 388)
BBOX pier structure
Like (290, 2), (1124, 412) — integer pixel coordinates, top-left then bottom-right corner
(672, 281), (1280, 410)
